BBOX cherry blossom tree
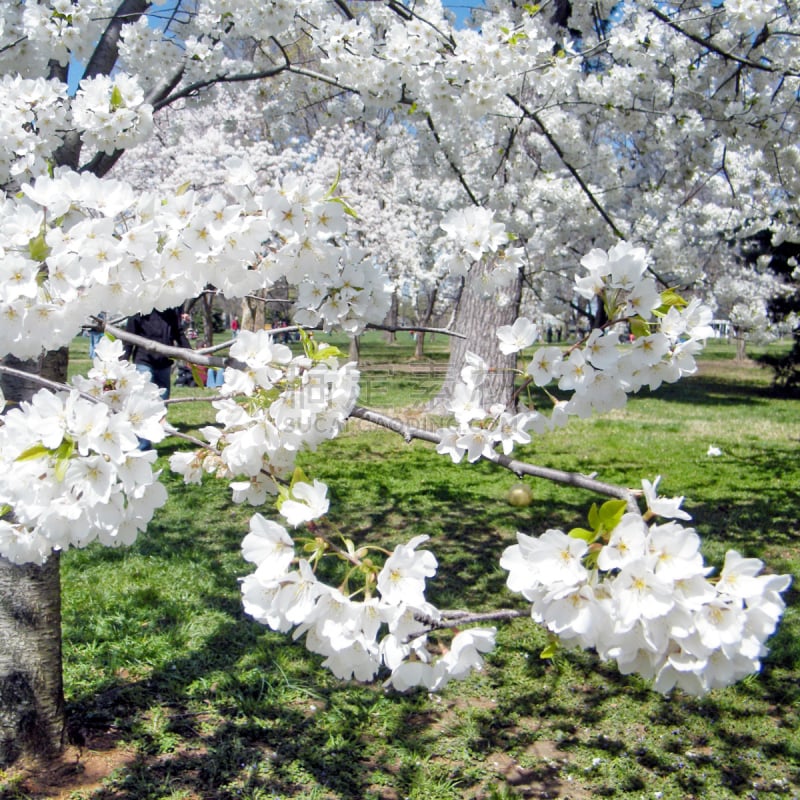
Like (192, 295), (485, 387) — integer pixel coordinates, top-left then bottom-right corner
(0, 0), (795, 766)
(113, 0), (800, 401)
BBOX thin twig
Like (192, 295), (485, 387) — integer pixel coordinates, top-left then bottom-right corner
(404, 608), (530, 641)
(0, 365), (95, 404)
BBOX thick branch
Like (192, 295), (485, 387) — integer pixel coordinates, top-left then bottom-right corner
(84, 0), (150, 81)
(153, 63), (292, 110)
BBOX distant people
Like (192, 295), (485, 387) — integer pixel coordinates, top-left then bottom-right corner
(206, 367), (224, 388)
(123, 308), (192, 449)
(231, 317), (240, 337)
(88, 311), (106, 359)
(546, 326), (553, 344)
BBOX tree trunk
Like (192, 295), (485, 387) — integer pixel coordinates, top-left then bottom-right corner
(413, 285), (439, 360)
(734, 328), (748, 361)
(201, 289), (215, 348)
(385, 291), (398, 344)
(430, 261), (523, 412)
(414, 331), (426, 359)
(0, 555), (64, 766)
(349, 335), (361, 363)
(0, 348), (69, 766)
(242, 291), (267, 332)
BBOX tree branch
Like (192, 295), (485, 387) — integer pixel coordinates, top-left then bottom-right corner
(508, 95), (626, 239)
(648, 6), (799, 78)
(367, 324), (467, 339)
(103, 321), (228, 368)
(348, 406), (639, 510)
(425, 114), (482, 207)
(0, 365), (95, 403)
(153, 63), (292, 111)
(404, 607), (531, 641)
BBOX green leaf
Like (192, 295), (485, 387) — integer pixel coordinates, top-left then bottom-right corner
(325, 168), (342, 199)
(540, 639), (560, 659)
(330, 195), (359, 219)
(583, 548), (600, 570)
(290, 466), (310, 489)
(587, 502), (600, 530)
(568, 527), (596, 542)
(298, 328), (315, 359)
(596, 499), (628, 531)
(109, 85), (125, 111)
(629, 316), (650, 338)
(658, 288), (688, 311)
(109, 84), (125, 111)
(15, 444), (53, 463)
(190, 364), (206, 388)
(53, 453), (70, 482)
(299, 328), (345, 363)
(314, 343), (345, 361)
(28, 232), (51, 262)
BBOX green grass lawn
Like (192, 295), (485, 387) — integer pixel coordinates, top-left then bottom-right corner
(17, 335), (800, 799)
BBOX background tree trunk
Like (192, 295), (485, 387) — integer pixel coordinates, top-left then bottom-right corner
(349, 335), (361, 363)
(385, 291), (398, 344)
(430, 262), (523, 412)
(201, 289), (215, 348)
(413, 285), (439, 360)
(0, 348), (69, 766)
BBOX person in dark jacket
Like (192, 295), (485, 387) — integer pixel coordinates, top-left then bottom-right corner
(123, 308), (192, 400)
(123, 308), (192, 450)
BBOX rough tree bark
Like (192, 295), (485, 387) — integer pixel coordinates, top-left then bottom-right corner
(0, 348), (69, 766)
(430, 260), (523, 412)
(0, 556), (64, 766)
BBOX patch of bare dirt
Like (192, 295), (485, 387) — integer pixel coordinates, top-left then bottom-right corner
(3, 733), (137, 800)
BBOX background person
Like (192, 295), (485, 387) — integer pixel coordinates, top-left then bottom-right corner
(123, 307), (192, 448)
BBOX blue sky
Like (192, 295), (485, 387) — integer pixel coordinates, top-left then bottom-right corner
(445, 1), (483, 28)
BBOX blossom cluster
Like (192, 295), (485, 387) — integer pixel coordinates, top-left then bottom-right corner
(169, 329), (360, 506)
(240, 512), (496, 692)
(436, 242), (715, 464)
(70, 73), (154, 156)
(0, 166), (390, 360)
(500, 481), (791, 695)
(0, 71), (152, 190)
(0, 338), (168, 565)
